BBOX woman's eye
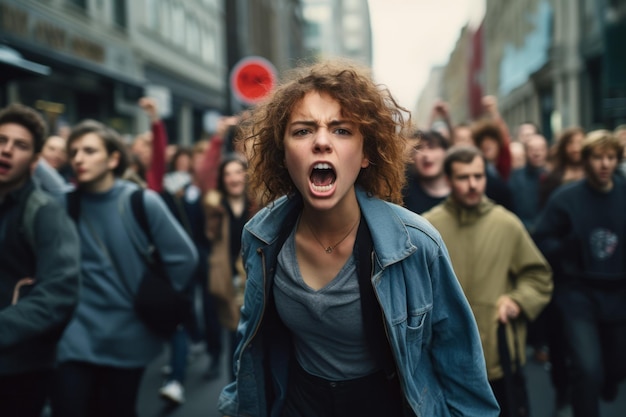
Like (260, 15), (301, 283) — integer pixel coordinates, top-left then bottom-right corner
(293, 129), (309, 136)
(335, 128), (351, 135)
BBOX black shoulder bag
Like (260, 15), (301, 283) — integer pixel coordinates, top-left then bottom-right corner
(128, 189), (192, 338)
(68, 189), (191, 338)
(497, 321), (530, 417)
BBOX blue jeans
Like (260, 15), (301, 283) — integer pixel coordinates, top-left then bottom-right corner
(168, 326), (189, 383)
(556, 283), (626, 417)
(167, 281), (224, 383)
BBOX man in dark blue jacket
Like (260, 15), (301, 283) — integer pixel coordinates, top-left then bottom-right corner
(534, 129), (626, 417)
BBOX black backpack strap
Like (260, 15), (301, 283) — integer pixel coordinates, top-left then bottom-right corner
(66, 190), (81, 222)
(129, 189), (167, 271)
(130, 189), (151, 241)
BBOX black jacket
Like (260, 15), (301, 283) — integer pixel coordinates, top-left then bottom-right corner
(0, 179), (80, 375)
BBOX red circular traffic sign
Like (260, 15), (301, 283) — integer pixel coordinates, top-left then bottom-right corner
(230, 56), (277, 105)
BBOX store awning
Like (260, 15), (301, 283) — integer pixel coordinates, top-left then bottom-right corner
(0, 45), (51, 78)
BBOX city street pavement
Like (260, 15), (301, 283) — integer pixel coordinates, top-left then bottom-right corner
(138, 345), (626, 417)
(138, 343), (229, 417)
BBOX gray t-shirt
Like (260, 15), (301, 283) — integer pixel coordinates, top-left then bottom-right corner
(273, 226), (378, 381)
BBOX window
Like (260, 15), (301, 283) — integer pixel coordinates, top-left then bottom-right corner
(68, 0), (87, 9)
(201, 28), (216, 64)
(113, 0), (127, 28)
(145, 0), (158, 29)
(186, 18), (200, 54)
(172, 3), (185, 46)
(161, 0), (172, 40)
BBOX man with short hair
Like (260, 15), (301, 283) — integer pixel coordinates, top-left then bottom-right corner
(533, 130), (626, 417)
(50, 119), (198, 417)
(423, 146), (552, 416)
(0, 103), (80, 417)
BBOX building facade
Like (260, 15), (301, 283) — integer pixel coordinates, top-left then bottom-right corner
(301, 0), (372, 67)
(414, 66), (443, 129)
(1, 0), (310, 143)
(440, 25), (472, 127)
(482, 0), (626, 140)
(426, 0), (626, 142)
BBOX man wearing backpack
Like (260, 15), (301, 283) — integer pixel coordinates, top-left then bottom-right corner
(49, 119), (198, 417)
(0, 103), (81, 417)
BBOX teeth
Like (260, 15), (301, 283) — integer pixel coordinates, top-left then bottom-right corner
(312, 184), (333, 192)
(313, 163), (332, 170)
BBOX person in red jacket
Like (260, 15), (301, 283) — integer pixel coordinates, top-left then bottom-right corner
(472, 96), (512, 181)
(130, 97), (168, 193)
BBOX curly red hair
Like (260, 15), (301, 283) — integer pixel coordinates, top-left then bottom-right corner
(240, 59), (412, 206)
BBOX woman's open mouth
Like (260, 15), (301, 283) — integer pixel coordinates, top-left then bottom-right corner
(310, 162), (336, 193)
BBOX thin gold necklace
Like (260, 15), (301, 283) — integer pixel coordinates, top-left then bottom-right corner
(305, 216), (360, 254)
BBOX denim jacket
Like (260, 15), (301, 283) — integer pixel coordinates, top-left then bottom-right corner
(218, 187), (499, 417)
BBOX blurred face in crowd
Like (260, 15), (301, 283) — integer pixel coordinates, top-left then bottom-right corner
(0, 123), (38, 194)
(566, 132), (584, 164)
(452, 126), (473, 146)
(516, 123), (537, 143)
(510, 142), (526, 169)
(165, 144), (178, 166)
(585, 146), (618, 191)
(191, 144), (207, 177)
(173, 153), (192, 173)
(414, 142), (446, 180)
(131, 132), (153, 169)
(69, 133), (119, 192)
(448, 156), (486, 209)
(41, 135), (68, 170)
(525, 135), (548, 168)
(479, 136), (499, 163)
(222, 160), (247, 198)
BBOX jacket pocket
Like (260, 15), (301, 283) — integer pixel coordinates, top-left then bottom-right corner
(406, 309), (428, 342)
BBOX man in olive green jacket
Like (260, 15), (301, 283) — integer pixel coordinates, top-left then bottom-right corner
(423, 146), (552, 412)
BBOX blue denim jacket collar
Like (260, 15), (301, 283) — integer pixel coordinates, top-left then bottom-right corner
(245, 186), (417, 268)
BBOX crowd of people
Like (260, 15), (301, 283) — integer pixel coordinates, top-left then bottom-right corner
(407, 95), (626, 417)
(0, 95), (253, 416)
(1, 58), (625, 417)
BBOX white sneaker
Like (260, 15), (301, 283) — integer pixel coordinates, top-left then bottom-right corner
(159, 380), (185, 404)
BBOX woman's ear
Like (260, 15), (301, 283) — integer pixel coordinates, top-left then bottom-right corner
(361, 155), (370, 169)
(108, 150), (121, 171)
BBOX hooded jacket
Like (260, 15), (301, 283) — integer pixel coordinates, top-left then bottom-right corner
(423, 197), (552, 380)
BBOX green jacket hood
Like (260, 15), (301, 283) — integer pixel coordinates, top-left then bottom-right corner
(443, 196), (495, 226)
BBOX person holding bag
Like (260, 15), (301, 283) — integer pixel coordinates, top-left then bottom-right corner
(50, 120), (198, 417)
